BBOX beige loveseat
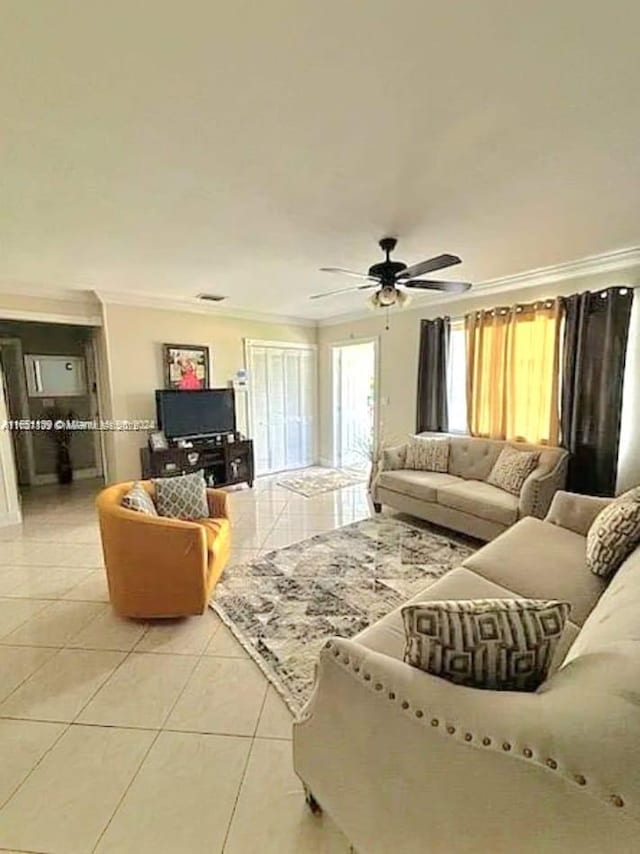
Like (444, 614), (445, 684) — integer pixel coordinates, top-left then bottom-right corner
(373, 434), (569, 540)
(293, 491), (640, 853)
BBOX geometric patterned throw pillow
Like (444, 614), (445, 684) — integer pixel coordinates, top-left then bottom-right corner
(152, 470), (209, 521)
(121, 482), (158, 516)
(487, 445), (539, 496)
(402, 598), (571, 692)
(586, 496), (640, 579)
(404, 436), (450, 473)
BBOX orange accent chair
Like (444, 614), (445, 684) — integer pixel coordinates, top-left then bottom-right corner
(96, 481), (231, 618)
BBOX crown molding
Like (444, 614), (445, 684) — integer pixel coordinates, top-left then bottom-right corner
(94, 289), (317, 328)
(0, 281), (99, 304)
(317, 246), (640, 327)
(471, 245), (640, 295)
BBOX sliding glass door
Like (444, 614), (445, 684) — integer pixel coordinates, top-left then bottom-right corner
(246, 341), (316, 475)
(332, 340), (377, 469)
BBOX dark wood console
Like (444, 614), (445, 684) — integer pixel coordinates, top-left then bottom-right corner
(140, 439), (254, 488)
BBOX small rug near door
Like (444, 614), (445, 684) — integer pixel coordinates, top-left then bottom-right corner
(276, 466), (367, 498)
(209, 516), (477, 715)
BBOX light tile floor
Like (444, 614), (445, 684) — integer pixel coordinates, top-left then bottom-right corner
(0, 474), (372, 854)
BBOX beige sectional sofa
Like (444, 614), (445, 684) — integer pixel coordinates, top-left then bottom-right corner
(373, 434), (569, 540)
(293, 491), (640, 853)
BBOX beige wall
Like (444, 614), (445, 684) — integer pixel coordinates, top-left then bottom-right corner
(102, 303), (317, 482)
(317, 267), (640, 464)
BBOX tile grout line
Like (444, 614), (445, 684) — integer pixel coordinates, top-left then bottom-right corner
(89, 637), (209, 853)
(220, 668), (271, 852)
(0, 715), (293, 739)
(0, 718), (72, 813)
(90, 727), (163, 854)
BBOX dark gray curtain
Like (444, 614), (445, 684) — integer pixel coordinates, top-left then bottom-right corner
(416, 317), (450, 433)
(561, 287), (633, 496)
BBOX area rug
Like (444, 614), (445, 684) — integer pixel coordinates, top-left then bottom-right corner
(209, 516), (477, 715)
(276, 466), (367, 497)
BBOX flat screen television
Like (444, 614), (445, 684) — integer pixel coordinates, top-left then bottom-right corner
(155, 388), (236, 440)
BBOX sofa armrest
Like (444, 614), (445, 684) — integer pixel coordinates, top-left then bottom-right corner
(380, 444), (407, 472)
(295, 637), (640, 838)
(545, 490), (613, 536)
(519, 452), (569, 519)
(207, 488), (230, 519)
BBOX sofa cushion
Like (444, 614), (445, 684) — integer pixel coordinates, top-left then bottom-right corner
(448, 436), (503, 481)
(402, 598), (570, 691)
(377, 470), (460, 503)
(355, 566), (580, 671)
(405, 436), (450, 472)
(586, 495), (640, 578)
(437, 480), (519, 526)
(487, 445), (540, 496)
(462, 517), (606, 626)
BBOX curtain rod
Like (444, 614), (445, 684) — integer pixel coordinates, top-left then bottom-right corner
(437, 285), (638, 323)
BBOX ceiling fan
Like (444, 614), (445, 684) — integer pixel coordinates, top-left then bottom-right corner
(311, 237), (471, 309)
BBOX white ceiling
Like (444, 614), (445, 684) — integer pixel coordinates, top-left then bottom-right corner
(2, 1), (640, 321)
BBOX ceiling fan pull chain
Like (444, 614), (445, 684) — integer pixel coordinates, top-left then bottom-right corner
(385, 306), (390, 331)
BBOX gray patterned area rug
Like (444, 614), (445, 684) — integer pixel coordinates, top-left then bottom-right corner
(209, 516), (477, 715)
(276, 467), (366, 497)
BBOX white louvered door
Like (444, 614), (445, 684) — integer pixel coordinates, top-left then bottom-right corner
(246, 342), (316, 475)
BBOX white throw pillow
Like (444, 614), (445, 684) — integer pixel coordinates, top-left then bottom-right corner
(404, 436), (450, 473)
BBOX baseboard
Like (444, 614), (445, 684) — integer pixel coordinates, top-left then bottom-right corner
(31, 467), (101, 486)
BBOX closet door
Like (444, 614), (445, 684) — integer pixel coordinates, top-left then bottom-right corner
(247, 342), (316, 475)
(248, 347), (270, 475)
(299, 349), (315, 467)
(266, 348), (286, 472)
(283, 349), (303, 469)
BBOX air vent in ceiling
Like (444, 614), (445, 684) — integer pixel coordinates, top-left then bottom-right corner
(196, 293), (227, 303)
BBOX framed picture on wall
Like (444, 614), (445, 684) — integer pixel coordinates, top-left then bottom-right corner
(163, 344), (210, 390)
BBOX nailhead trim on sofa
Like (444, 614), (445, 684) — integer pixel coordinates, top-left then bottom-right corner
(318, 639), (628, 812)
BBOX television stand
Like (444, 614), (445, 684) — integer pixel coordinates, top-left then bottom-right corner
(140, 438), (254, 488)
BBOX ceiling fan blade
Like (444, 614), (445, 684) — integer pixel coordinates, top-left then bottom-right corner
(319, 267), (378, 282)
(396, 253), (462, 281)
(403, 280), (472, 294)
(310, 284), (379, 300)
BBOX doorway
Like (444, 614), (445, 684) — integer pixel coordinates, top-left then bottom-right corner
(0, 321), (106, 495)
(332, 339), (378, 469)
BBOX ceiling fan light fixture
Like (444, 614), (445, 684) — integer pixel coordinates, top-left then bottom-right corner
(368, 289), (396, 309)
(378, 285), (398, 307)
(396, 288), (411, 308)
(367, 292), (380, 311)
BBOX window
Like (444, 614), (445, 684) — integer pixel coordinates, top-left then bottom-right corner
(446, 319), (467, 434)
